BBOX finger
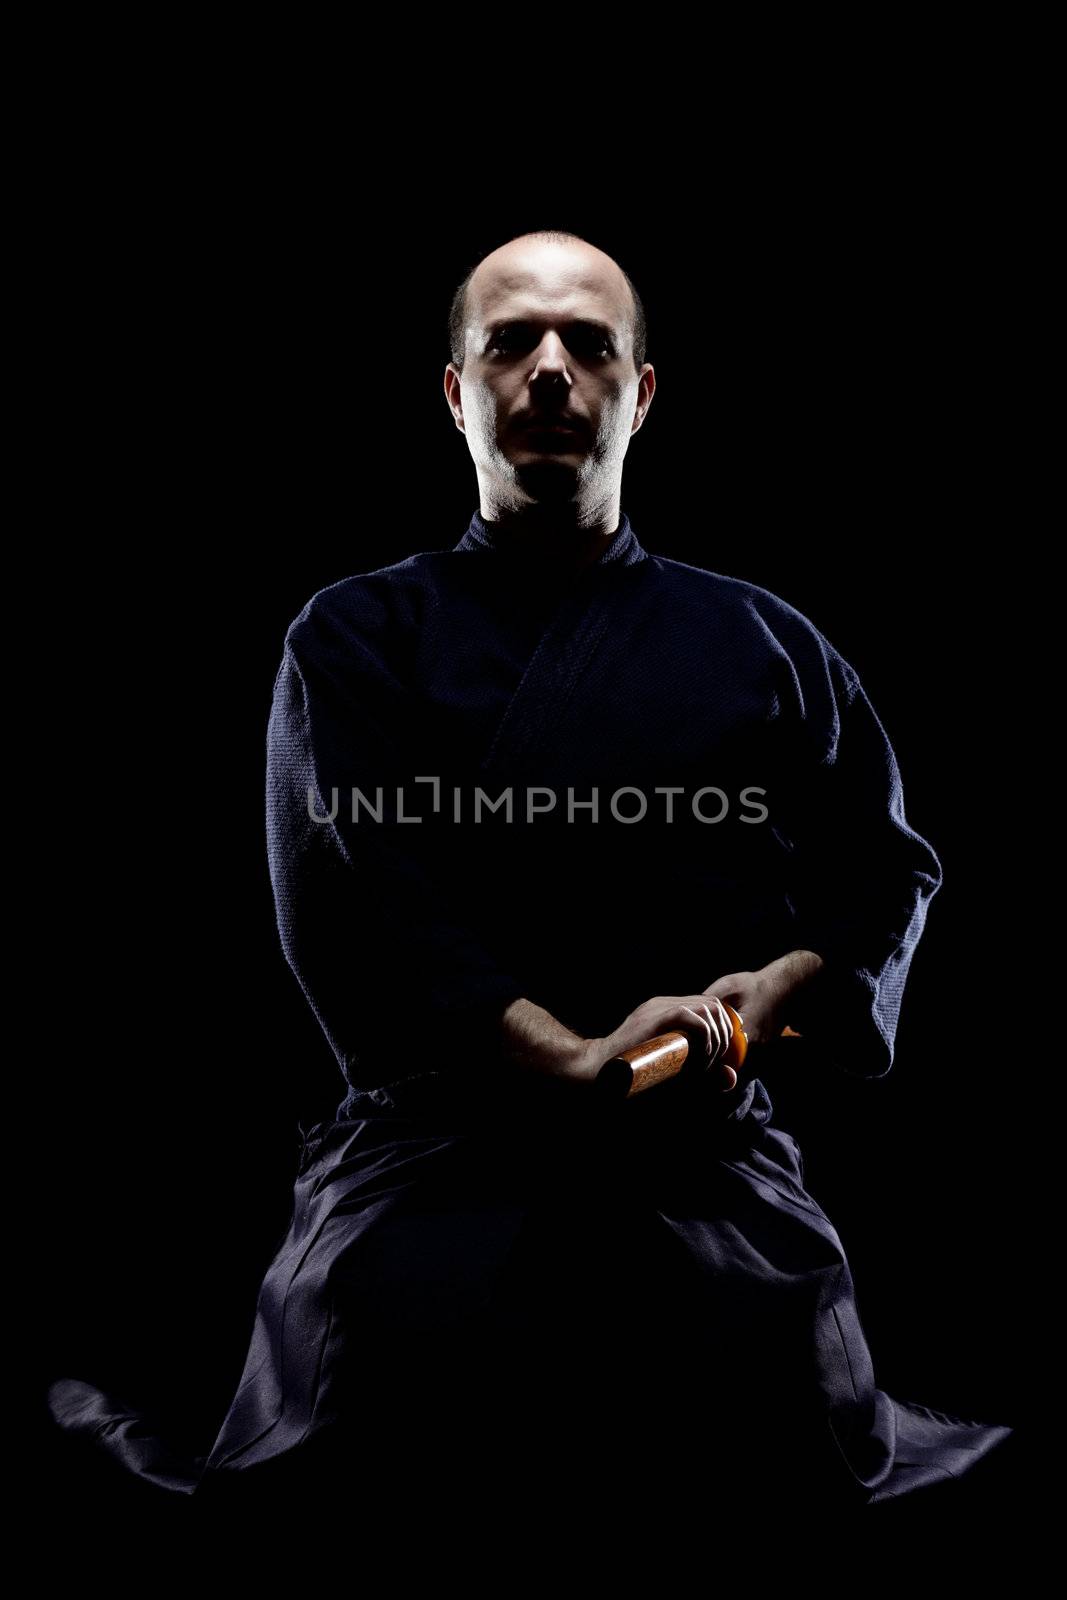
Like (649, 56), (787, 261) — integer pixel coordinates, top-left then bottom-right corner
(678, 1005), (713, 1061)
(698, 997), (730, 1057)
(702, 998), (737, 1089)
(708, 1004), (730, 1059)
(682, 1005), (734, 1088)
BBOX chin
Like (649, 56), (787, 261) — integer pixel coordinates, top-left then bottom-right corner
(514, 460), (582, 500)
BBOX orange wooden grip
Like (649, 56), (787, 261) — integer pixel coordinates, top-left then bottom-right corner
(595, 1005), (800, 1099)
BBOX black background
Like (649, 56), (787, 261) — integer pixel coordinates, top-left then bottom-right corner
(29, 135), (1043, 1518)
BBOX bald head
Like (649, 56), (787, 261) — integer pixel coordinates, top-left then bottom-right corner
(442, 229), (656, 532)
(448, 230), (646, 374)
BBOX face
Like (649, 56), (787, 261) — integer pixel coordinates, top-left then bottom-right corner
(444, 239), (655, 514)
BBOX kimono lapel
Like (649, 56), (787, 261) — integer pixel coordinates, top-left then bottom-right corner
(453, 511), (649, 781)
(480, 559), (645, 778)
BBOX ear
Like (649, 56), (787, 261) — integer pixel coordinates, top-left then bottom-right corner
(630, 363), (656, 434)
(443, 364), (465, 432)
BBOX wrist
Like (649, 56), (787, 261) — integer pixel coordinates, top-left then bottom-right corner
(570, 1035), (607, 1084)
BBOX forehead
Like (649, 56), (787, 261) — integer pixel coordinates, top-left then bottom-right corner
(468, 244), (631, 331)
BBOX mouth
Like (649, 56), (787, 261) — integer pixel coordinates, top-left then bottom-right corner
(520, 421), (583, 443)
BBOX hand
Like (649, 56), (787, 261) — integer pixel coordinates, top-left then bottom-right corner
(576, 993), (740, 1092)
(702, 952), (823, 1049)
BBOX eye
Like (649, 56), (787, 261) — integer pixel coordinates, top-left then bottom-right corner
(570, 327), (613, 357)
(487, 325), (614, 358)
(488, 327), (527, 352)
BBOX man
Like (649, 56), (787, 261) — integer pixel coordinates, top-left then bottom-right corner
(48, 229), (1012, 1520)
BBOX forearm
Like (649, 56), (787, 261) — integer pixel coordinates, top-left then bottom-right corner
(496, 997), (595, 1080)
(496, 954), (827, 1084)
(760, 948), (828, 1039)
(704, 949), (828, 1049)
(762, 949), (826, 1002)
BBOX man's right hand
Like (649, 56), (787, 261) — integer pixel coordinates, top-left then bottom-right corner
(569, 994), (739, 1092)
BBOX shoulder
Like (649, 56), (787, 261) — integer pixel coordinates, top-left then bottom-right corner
(281, 551), (454, 668)
(641, 552), (860, 695)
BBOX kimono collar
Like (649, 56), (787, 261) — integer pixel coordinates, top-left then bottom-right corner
(455, 509), (647, 573)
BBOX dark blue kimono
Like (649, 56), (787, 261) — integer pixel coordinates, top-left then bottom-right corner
(47, 509), (1013, 1513)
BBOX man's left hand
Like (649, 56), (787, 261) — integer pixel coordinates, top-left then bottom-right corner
(703, 951), (825, 1049)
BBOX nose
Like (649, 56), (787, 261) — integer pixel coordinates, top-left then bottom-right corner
(529, 331), (572, 394)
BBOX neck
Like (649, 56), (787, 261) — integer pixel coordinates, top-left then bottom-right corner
(476, 498), (621, 576)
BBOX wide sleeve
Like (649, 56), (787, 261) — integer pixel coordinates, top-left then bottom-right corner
(772, 648), (943, 1079)
(265, 620), (526, 1094)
